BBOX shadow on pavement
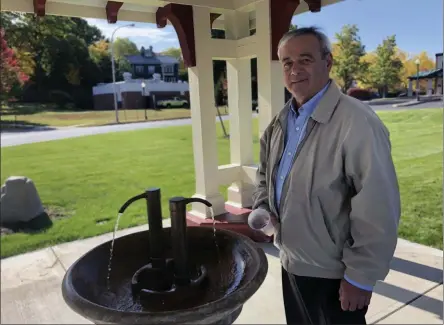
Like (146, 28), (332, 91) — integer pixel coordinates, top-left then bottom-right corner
(258, 243), (443, 319)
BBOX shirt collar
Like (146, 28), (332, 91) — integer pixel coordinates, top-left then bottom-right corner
(290, 80), (331, 117)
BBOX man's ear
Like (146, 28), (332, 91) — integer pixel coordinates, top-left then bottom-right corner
(326, 53), (333, 71)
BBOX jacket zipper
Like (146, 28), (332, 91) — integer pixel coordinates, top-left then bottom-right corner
(278, 118), (317, 211)
(269, 123), (285, 218)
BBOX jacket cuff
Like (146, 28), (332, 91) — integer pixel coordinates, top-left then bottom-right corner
(344, 274), (374, 292)
(344, 268), (377, 289)
(257, 204), (271, 213)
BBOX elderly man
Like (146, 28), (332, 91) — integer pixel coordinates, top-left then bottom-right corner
(252, 27), (401, 324)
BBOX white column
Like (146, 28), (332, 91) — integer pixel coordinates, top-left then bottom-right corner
(427, 79), (433, 95)
(188, 6), (225, 218)
(256, 0), (285, 137)
(225, 11), (255, 208)
(408, 79), (413, 97)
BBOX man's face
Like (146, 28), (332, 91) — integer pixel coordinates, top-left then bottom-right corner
(278, 34), (332, 105)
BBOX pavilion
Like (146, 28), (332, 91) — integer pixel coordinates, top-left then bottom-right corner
(407, 53), (443, 96)
(1, 0), (343, 240)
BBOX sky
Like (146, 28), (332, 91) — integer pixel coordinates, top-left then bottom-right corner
(86, 0), (443, 59)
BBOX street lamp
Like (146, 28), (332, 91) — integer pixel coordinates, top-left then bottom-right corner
(111, 23), (135, 124)
(415, 58), (420, 101)
(141, 81), (147, 120)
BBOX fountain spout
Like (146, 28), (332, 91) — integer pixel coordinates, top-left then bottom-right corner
(169, 197), (212, 285)
(119, 188), (168, 286)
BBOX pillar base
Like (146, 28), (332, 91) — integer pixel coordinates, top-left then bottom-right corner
(186, 203), (272, 243)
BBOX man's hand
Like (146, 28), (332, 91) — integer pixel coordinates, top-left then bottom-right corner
(339, 279), (372, 311)
(270, 214), (279, 227)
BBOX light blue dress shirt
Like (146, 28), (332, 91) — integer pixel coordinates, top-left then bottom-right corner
(274, 82), (373, 292)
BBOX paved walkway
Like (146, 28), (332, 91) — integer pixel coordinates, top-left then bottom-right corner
(1, 221), (443, 324)
(0, 115), (231, 147)
(2, 104), (442, 148)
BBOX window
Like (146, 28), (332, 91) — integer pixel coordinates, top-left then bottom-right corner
(135, 65), (144, 74)
(148, 66), (155, 74)
(163, 65), (174, 74)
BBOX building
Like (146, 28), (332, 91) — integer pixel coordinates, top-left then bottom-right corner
(408, 52), (443, 96)
(92, 72), (189, 110)
(126, 46), (180, 82)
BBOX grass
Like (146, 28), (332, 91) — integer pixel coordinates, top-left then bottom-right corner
(1, 103), (229, 127)
(0, 108), (442, 258)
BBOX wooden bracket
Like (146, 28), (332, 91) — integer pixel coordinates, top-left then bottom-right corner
(33, 0), (46, 17)
(106, 1), (123, 24)
(157, 4), (196, 68)
(270, 0), (300, 60)
(304, 0), (322, 12)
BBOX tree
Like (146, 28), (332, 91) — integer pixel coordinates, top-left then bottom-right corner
(0, 13), (105, 108)
(0, 29), (29, 102)
(397, 50), (435, 90)
(366, 35), (403, 97)
(330, 25), (367, 92)
(89, 40), (113, 83)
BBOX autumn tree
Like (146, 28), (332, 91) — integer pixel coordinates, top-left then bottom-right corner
(397, 50), (435, 91)
(330, 24), (367, 92)
(366, 35), (403, 97)
(0, 29), (29, 102)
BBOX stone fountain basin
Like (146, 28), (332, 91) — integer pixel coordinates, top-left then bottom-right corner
(62, 226), (268, 325)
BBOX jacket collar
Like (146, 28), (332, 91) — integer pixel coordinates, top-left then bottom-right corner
(311, 80), (342, 124)
(277, 80), (342, 128)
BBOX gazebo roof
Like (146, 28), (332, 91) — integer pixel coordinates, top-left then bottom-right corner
(1, 0), (342, 29)
(408, 68), (443, 80)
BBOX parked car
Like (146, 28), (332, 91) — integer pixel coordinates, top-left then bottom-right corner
(347, 88), (379, 101)
(157, 97), (189, 108)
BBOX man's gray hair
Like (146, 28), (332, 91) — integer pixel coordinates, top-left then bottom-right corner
(278, 26), (332, 58)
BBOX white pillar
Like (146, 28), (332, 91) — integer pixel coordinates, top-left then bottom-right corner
(408, 79), (413, 97)
(256, 0), (285, 137)
(225, 11), (255, 208)
(427, 79), (433, 95)
(188, 6), (225, 218)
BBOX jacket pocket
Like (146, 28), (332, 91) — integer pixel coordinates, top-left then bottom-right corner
(314, 197), (340, 258)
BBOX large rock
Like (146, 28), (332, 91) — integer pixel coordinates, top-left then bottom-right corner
(1, 176), (45, 224)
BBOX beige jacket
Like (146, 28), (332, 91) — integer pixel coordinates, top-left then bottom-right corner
(252, 81), (401, 287)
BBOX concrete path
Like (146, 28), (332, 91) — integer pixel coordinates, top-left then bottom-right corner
(1, 221), (442, 324)
(0, 115), (231, 148)
(2, 103), (442, 148)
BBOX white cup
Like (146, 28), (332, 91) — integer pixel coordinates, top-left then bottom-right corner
(248, 208), (275, 236)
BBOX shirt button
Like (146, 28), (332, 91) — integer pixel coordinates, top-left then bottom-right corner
(280, 176), (284, 180)
(296, 127), (300, 131)
(288, 152), (292, 155)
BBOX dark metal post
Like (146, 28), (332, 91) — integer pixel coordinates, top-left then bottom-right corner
(169, 197), (190, 285)
(416, 59), (420, 101)
(146, 188), (165, 269)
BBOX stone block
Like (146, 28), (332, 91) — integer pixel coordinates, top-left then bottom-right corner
(1, 176), (44, 224)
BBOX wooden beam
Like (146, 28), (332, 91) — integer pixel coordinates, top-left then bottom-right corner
(270, 0), (300, 60)
(33, 0), (46, 16)
(106, 1), (123, 24)
(157, 4), (196, 67)
(210, 13), (221, 27)
(303, 0), (321, 12)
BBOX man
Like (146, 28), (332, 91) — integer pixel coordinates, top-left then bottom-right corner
(252, 27), (401, 325)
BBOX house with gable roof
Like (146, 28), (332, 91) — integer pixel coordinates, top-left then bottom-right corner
(125, 46), (180, 82)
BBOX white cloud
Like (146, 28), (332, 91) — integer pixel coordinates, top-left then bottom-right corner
(85, 18), (179, 50)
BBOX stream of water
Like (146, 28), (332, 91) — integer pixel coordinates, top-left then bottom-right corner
(209, 207), (222, 285)
(106, 212), (123, 290)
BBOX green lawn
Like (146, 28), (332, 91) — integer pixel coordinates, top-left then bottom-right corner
(0, 108), (442, 258)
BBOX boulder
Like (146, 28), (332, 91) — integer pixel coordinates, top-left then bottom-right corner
(0, 176), (45, 224)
